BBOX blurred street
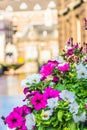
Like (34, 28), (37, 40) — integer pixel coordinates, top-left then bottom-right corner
(0, 74), (26, 130)
(0, 75), (24, 95)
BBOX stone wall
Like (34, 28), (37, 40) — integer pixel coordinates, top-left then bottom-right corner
(57, 0), (87, 53)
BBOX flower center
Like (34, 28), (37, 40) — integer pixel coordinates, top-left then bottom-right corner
(36, 100), (41, 103)
(12, 118), (17, 123)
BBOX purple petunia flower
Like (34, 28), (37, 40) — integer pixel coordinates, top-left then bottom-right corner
(23, 87), (29, 95)
(74, 43), (79, 49)
(23, 91), (39, 102)
(52, 76), (59, 83)
(66, 48), (74, 56)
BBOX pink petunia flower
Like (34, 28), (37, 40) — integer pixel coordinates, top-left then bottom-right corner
(58, 63), (69, 72)
(30, 92), (47, 110)
(43, 87), (61, 100)
(6, 111), (25, 129)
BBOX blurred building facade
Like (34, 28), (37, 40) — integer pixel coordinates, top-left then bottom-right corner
(1, 0), (87, 67)
(57, 0), (87, 52)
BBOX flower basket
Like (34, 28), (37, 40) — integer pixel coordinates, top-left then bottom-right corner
(2, 38), (87, 130)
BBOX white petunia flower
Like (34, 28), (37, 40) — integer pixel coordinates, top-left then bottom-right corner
(73, 114), (80, 123)
(79, 112), (86, 122)
(75, 62), (83, 71)
(26, 73), (42, 84)
(42, 109), (53, 120)
(21, 79), (30, 87)
(21, 74), (42, 87)
(76, 62), (87, 79)
(69, 101), (79, 114)
(77, 68), (87, 79)
(60, 90), (76, 103)
(73, 112), (86, 123)
(25, 113), (36, 130)
(47, 97), (59, 109)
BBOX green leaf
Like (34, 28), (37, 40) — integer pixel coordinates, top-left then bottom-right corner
(42, 120), (51, 125)
(57, 110), (64, 121)
(52, 120), (58, 127)
(55, 84), (65, 91)
(68, 121), (77, 130)
(45, 127), (59, 130)
(63, 127), (70, 130)
(38, 125), (45, 130)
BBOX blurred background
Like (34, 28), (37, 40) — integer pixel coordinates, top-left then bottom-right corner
(0, 0), (87, 129)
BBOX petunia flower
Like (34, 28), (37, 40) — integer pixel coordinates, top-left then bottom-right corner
(69, 101), (79, 114)
(58, 63), (69, 72)
(47, 97), (59, 109)
(41, 109), (53, 120)
(60, 90), (76, 103)
(21, 74), (42, 87)
(40, 63), (54, 77)
(52, 76), (59, 83)
(43, 87), (61, 100)
(86, 104), (87, 109)
(6, 111), (25, 129)
(25, 113), (36, 130)
(30, 92), (47, 110)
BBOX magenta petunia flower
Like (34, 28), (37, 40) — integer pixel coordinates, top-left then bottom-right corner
(86, 104), (87, 109)
(19, 105), (32, 116)
(40, 60), (58, 77)
(40, 63), (54, 77)
(48, 60), (59, 67)
(58, 63), (69, 72)
(6, 111), (25, 129)
(43, 87), (61, 100)
(18, 125), (27, 130)
(30, 92), (47, 110)
(13, 105), (32, 117)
